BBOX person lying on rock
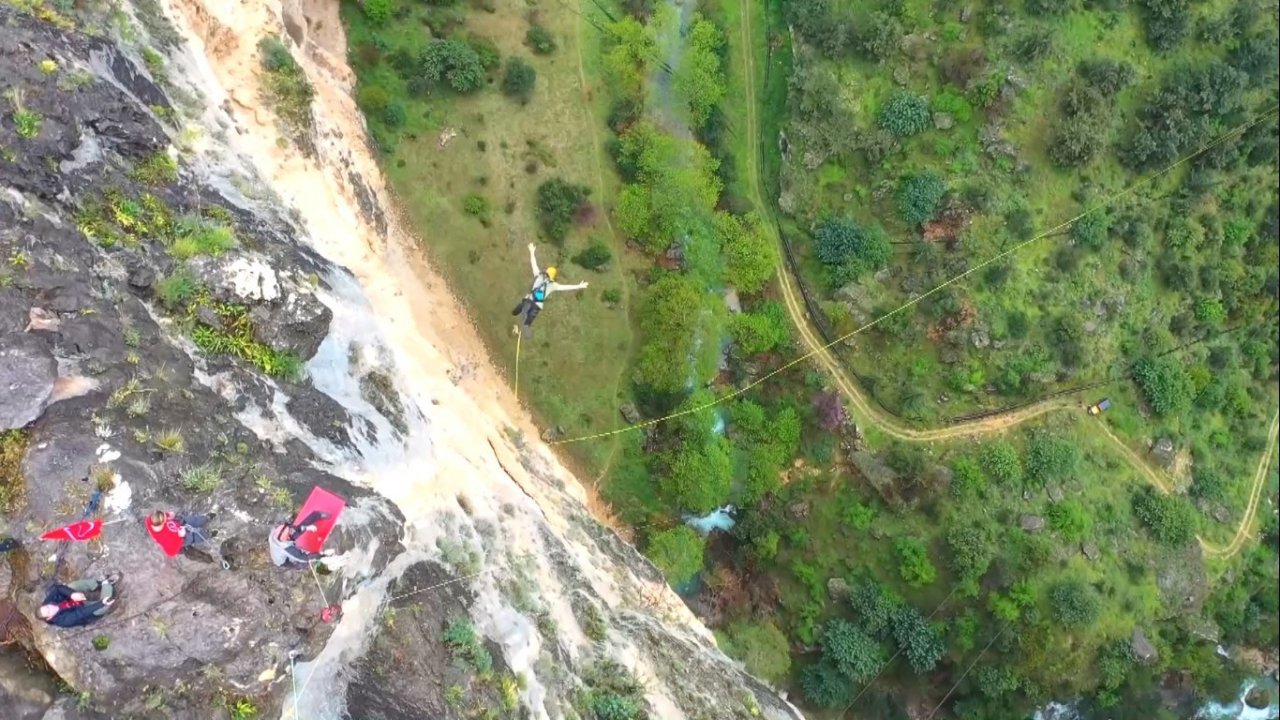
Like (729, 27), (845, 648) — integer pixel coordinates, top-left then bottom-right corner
(37, 573), (121, 628)
(145, 510), (215, 557)
(511, 243), (588, 338)
(269, 511), (336, 568)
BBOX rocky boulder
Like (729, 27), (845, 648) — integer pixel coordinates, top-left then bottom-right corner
(1020, 514), (1046, 532)
(0, 333), (56, 429)
(1131, 627), (1158, 664)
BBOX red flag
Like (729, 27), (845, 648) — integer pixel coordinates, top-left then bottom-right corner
(40, 519), (103, 542)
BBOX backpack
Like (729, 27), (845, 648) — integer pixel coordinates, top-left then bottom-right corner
(531, 274), (550, 302)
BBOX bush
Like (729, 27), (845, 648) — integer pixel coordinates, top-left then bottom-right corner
(362, 0), (391, 25)
(730, 303), (789, 355)
(1049, 116), (1105, 167)
(525, 24), (557, 54)
(801, 661), (851, 708)
(1190, 468), (1226, 502)
(1050, 579), (1101, 627)
(982, 441), (1022, 486)
(1078, 59), (1136, 96)
(946, 526), (993, 582)
(1026, 0), (1070, 16)
(931, 89), (973, 123)
(645, 526), (705, 585)
(1194, 298), (1226, 328)
(464, 35), (501, 70)
(1133, 355), (1195, 415)
(382, 102), (406, 129)
(1025, 434), (1078, 486)
(573, 242), (612, 271)
(357, 84), (390, 116)
(854, 11), (902, 61)
(951, 456), (987, 498)
(463, 194), (490, 223)
(535, 178), (590, 244)
(1047, 499), (1091, 540)
(258, 37), (315, 134)
(502, 57), (537, 104)
(1072, 212), (1109, 250)
(1132, 486), (1197, 546)
(812, 218), (891, 280)
(894, 537), (937, 587)
(660, 438), (733, 513)
(897, 173), (946, 226)
(877, 93), (930, 136)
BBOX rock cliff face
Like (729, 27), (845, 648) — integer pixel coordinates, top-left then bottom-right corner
(0, 2), (802, 720)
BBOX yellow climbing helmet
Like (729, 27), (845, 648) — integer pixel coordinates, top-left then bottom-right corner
(546, 266), (558, 280)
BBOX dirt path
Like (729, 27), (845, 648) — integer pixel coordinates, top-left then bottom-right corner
(733, 5), (1276, 561)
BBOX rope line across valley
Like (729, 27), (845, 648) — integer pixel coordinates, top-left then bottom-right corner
(545, 107), (1280, 448)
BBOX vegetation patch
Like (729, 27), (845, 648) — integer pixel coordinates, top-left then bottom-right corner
(258, 37), (315, 140)
(0, 429), (29, 513)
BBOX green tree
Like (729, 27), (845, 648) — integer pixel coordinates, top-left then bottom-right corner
(729, 302), (789, 355)
(536, 178), (591, 245)
(603, 16), (656, 103)
(572, 243), (613, 271)
(1046, 499), (1091, 540)
(661, 438), (733, 513)
(849, 581), (900, 638)
(1133, 355), (1195, 415)
(611, 124), (721, 252)
(1072, 212), (1109, 250)
(718, 212), (777, 294)
(800, 661), (851, 708)
(895, 537), (937, 587)
(1049, 579), (1101, 628)
(878, 92), (931, 136)
(1132, 486), (1197, 546)
(420, 39), (487, 93)
(982, 441), (1023, 486)
(897, 173), (947, 226)
(976, 665), (1021, 699)
(1194, 298), (1226, 328)
(501, 57), (537, 104)
(645, 526), (704, 585)
(720, 621), (791, 684)
(891, 606), (945, 674)
(634, 274), (716, 393)
(1137, 0), (1190, 51)
(946, 525), (994, 582)
(819, 619), (885, 683)
(674, 16), (727, 128)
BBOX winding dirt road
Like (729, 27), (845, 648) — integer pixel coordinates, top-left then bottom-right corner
(733, 4), (1278, 560)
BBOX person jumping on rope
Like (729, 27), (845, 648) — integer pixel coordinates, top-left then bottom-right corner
(511, 243), (588, 338)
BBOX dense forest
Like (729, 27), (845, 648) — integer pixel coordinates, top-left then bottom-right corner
(340, 0), (1279, 716)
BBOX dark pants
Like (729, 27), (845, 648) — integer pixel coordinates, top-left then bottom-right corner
(176, 513), (209, 548)
(295, 510), (328, 531)
(511, 298), (542, 328)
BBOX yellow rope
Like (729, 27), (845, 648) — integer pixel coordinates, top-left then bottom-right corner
(514, 328), (523, 399)
(550, 107), (1280, 447)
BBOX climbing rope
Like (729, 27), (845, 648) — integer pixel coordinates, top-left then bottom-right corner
(547, 107), (1280, 448)
(514, 329), (523, 399)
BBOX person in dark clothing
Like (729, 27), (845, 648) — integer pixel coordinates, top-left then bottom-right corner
(37, 573), (120, 628)
(268, 511), (335, 568)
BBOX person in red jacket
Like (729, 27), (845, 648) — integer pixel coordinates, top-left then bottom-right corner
(37, 573), (121, 628)
(146, 510), (213, 557)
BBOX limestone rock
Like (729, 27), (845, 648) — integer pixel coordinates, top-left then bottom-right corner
(1131, 627), (1158, 664)
(0, 333), (57, 430)
(620, 403), (641, 424)
(1020, 514), (1045, 532)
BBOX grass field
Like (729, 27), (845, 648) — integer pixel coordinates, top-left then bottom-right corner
(340, 0), (640, 475)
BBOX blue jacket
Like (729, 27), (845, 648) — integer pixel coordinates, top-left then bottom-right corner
(41, 585), (104, 628)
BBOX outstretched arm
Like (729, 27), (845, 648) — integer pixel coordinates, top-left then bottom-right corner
(548, 281), (589, 293)
(528, 243), (540, 277)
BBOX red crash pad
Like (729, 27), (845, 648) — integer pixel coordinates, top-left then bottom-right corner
(292, 486), (345, 555)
